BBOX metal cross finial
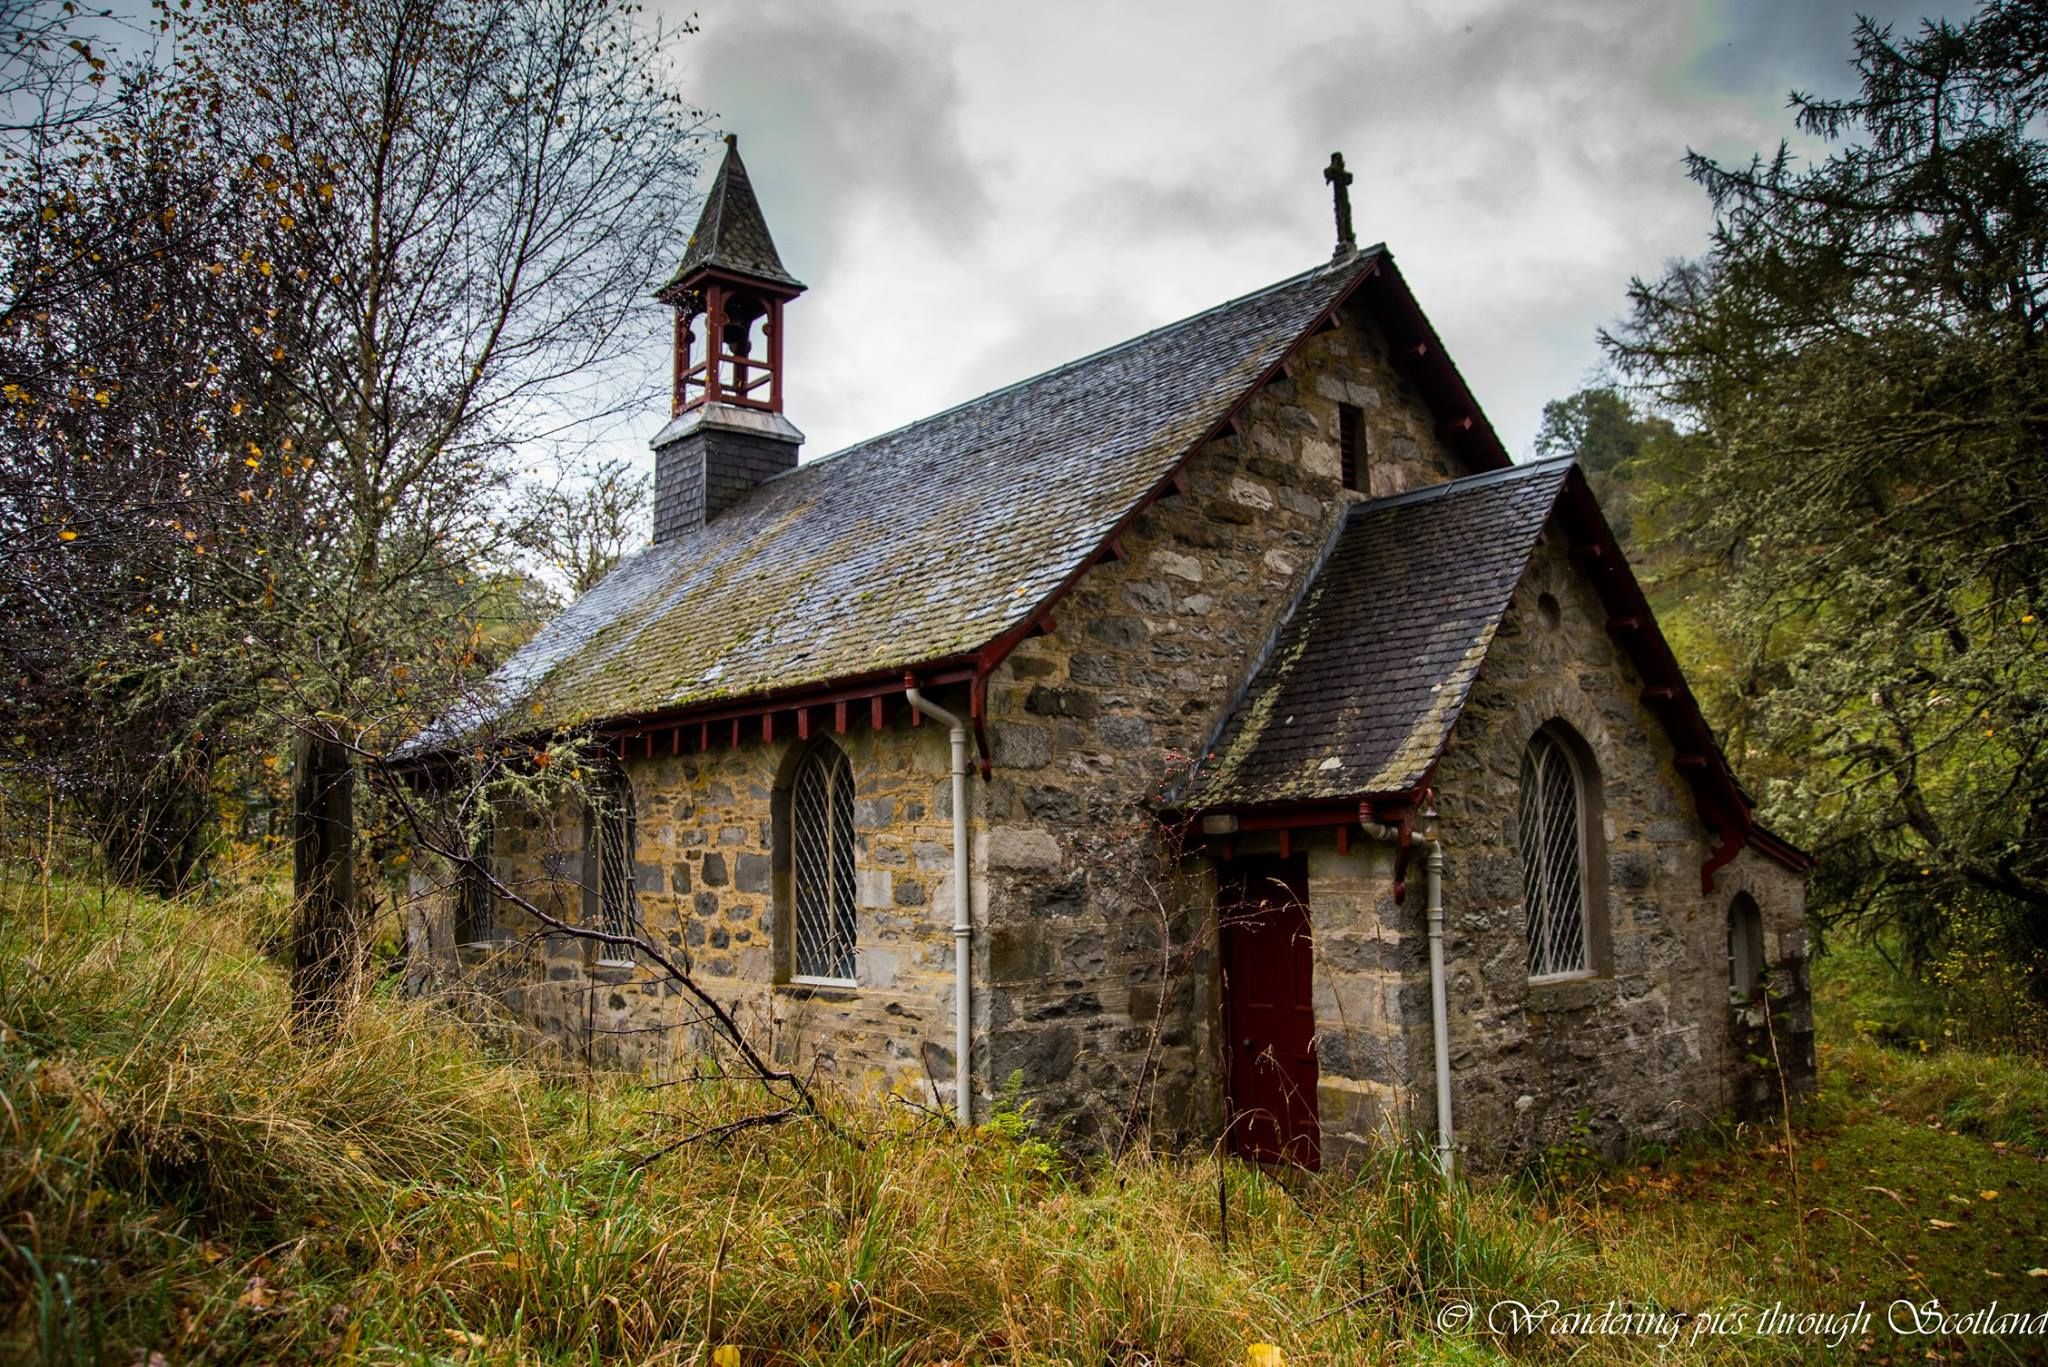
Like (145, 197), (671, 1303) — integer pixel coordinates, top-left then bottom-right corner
(1324, 151), (1357, 260)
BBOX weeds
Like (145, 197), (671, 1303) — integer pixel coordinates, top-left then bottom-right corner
(2, 874), (2043, 1363)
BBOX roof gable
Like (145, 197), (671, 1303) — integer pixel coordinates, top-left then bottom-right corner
(1177, 457), (1807, 877)
(1183, 458), (1573, 808)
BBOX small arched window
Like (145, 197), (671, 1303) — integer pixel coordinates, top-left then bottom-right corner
(791, 741), (857, 984)
(582, 765), (639, 965)
(1519, 728), (1591, 979)
(1728, 894), (1765, 1001)
(455, 810), (495, 947)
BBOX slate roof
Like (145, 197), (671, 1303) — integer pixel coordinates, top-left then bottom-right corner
(1182, 457), (1576, 808)
(409, 253), (1382, 752)
(660, 136), (803, 294)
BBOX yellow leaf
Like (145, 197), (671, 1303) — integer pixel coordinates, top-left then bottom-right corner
(58, 529), (77, 541)
(1247, 1346), (1285, 1367)
(92, 390), (109, 406)
(712, 1348), (740, 1367)
(1980, 1189), (2000, 1201)
(2028, 1267), (2048, 1277)
(1928, 1218), (1958, 1230)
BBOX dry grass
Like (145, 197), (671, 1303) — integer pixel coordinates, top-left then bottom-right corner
(2, 869), (2042, 1364)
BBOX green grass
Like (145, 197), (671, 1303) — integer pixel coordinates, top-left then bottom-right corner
(1, 873), (2044, 1364)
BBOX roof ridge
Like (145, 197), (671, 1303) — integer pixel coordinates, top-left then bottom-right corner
(797, 250), (1383, 469)
(1350, 453), (1573, 515)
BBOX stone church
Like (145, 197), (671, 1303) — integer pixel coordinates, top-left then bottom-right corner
(406, 137), (1815, 1168)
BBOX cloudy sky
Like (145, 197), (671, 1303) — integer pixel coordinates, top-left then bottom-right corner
(629, 0), (1951, 465)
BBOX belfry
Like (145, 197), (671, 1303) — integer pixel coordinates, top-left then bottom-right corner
(648, 135), (807, 541)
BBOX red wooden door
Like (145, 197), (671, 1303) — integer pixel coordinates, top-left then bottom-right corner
(1221, 857), (1320, 1168)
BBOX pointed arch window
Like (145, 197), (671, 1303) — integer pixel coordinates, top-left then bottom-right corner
(455, 810), (495, 947)
(791, 741), (858, 984)
(582, 765), (640, 966)
(1519, 728), (1591, 979)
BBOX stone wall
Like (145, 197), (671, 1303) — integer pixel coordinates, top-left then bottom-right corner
(970, 299), (1470, 1142)
(403, 292), (1820, 1169)
(410, 716), (987, 1108)
(1420, 528), (1814, 1164)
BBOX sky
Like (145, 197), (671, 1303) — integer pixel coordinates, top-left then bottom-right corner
(624, 0), (1953, 467)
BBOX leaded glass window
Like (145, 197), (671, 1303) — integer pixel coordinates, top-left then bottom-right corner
(581, 766), (639, 965)
(791, 742), (857, 983)
(1519, 729), (1590, 979)
(455, 811), (494, 946)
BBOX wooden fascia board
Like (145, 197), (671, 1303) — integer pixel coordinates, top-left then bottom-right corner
(1362, 257), (1513, 473)
(657, 263), (804, 306)
(1163, 786), (1424, 826)
(598, 660), (978, 742)
(1553, 471), (1806, 877)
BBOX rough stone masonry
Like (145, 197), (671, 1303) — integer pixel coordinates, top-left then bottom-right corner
(407, 271), (1813, 1169)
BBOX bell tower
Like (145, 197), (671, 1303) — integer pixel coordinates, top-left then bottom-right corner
(650, 134), (806, 541)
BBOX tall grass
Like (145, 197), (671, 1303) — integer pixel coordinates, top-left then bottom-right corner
(34, 865), (2035, 1362)
(0, 871), (1591, 1363)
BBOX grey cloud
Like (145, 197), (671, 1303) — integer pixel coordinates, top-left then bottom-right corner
(615, 0), (1954, 466)
(1079, 175), (1298, 242)
(1689, 0), (1967, 105)
(683, 2), (991, 275)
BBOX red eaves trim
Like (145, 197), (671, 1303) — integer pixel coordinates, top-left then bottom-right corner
(596, 661), (977, 747)
(1550, 469), (1808, 881)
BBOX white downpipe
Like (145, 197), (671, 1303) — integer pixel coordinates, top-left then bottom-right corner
(1360, 816), (1454, 1177)
(905, 681), (973, 1126)
(1422, 837), (1452, 1177)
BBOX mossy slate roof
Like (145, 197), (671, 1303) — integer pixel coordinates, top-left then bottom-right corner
(413, 254), (1379, 750)
(1182, 457), (1575, 808)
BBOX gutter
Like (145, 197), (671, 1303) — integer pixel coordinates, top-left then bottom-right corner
(905, 674), (974, 1126)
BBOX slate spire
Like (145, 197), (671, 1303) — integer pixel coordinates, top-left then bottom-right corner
(660, 134), (804, 297)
